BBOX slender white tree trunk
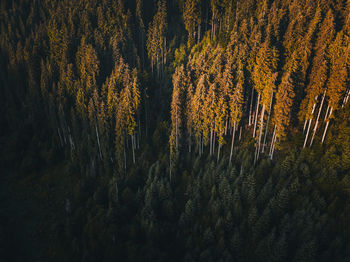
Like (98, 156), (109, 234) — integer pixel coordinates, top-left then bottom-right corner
(175, 117), (178, 151)
(262, 93), (273, 153)
(198, 24), (201, 43)
(217, 143), (221, 163)
(342, 89), (349, 107)
(303, 119), (312, 148)
(310, 90), (326, 147)
(210, 128), (213, 155)
(95, 124), (102, 159)
(249, 88), (254, 126)
(257, 104), (265, 161)
(132, 134), (135, 164)
(324, 104), (330, 121)
(321, 107), (332, 144)
(270, 137), (276, 160)
(123, 144), (127, 172)
(303, 119), (308, 133)
(213, 131), (216, 155)
(138, 117), (141, 149)
(253, 94), (260, 137)
(269, 125), (276, 157)
(229, 121), (236, 164)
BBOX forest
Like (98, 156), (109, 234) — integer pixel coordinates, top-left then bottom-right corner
(0, 0), (349, 261)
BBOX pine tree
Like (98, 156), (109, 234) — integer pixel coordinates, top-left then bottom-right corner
(170, 65), (184, 167)
(228, 61), (244, 164)
(252, 41), (278, 163)
(146, 0), (167, 79)
(322, 31), (349, 143)
(215, 91), (227, 162)
(301, 9), (335, 147)
(183, 0), (202, 44)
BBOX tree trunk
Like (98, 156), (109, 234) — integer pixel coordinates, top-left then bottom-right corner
(270, 136), (276, 160)
(249, 87), (254, 126)
(324, 104), (330, 121)
(321, 107), (332, 144)
(269, 125), (276, 157)
(132, 134), (135, 164)
(253, 94), (260, 137)
(123, 144), (127, 172)
(229, 121), (236, 164)
(175, 117), (178, 151)
(342, 89), (349, 107)
(201, 136), (204, 155)
(310, 90), (326, 147)
(210, 127), (213, 155)
(239, 126), (242, 141)
(213, 131), (216, 154)
(303, 119), (307, 133)
(303, 119), (312, 148)
(95, 124), (102, 159)
(198, 24), (201, 43)
(217, 143), (221, 163)
(257, 104), (265, 161)
(262, 93), (273, 153)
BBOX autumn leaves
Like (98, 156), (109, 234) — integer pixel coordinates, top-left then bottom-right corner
(170, 3), (350, 167)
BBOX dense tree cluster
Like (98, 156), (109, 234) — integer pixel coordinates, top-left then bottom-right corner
(170, 0), (350, 166)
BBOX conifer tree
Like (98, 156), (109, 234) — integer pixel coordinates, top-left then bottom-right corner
(183, 0), (202, 44)
(147, 0), (167, 79)
(229, 62), (244, 164)
(322, 31), (349, 143)
(252, 41), (278, 162)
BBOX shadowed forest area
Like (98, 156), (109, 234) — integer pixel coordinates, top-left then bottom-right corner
(0, 0), (350, 261)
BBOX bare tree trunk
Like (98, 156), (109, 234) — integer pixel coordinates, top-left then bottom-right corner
(249, 87), (254, 126)
(269, 125), (276, 157)
(229, 121), (236, 164)
(239, 126), (242, 141)
(138, 116), (141, 149)
(132, 134), (135, 164)
(254, 141), (258, 165)
(257, 104), (265, 161)
(201, 136), (204, 155)
(262, 93), (273, 153)
(310, 90), (326, 147)
(210, 128), (212, 156)
(225, 118), (228, 135)
(123, 144), (127, 173)
(253, 94), (260, 137)
(198, 24), (201, 43)
(321, 107), (332, 144)
(303, 119), (308, 133)
(342, 89), (349, 107)
(169, 156), (172, 181)
(324, 104), (330, 121)
(217, 143), (221, 163)
(303, 119), (312, 148)
(175, 117), (178, 151)
(198, 137), (201, 156)
(270, 137), (276, 160)
(213, 131), (216, 154)
(95, 124), (102, 159)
